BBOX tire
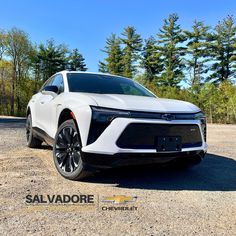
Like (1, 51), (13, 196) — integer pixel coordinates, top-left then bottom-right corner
(53, 119), (91, 180)
(26, 114), (42, 148)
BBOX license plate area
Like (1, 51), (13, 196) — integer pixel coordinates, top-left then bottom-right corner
(156, 136), (182, 152)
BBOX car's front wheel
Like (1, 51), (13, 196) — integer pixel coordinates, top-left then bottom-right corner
(53, 119), (90, 180)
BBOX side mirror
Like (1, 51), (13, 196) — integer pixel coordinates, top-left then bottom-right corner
(43, 85), (59, 94)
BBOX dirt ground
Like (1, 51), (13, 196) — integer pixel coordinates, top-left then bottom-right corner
(0, 117), (235, 235)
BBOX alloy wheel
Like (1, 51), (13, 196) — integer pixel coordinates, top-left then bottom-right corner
(55, 126), (81, 173)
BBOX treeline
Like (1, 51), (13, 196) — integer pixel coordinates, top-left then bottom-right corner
(99, 14), (236, 123)
(0, 28), (87, 116)
(0, 14), (236, 123)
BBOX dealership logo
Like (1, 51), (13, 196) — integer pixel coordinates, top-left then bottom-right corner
(102, 195), (137, 204)
(25, 194), (95, 204)
(101, 195), (138, 211)
(161, 113), (175, 121)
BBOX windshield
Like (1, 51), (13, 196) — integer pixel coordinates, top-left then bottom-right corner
(67, 73), (155, 97)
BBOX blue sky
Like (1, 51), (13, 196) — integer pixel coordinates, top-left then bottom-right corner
(0, 0), (236, 71)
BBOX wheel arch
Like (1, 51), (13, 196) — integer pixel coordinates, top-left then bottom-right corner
(58, 108), (74, 127)
(58, 108), (81, 134)
(57, 108), (85, 147)
(26, 106), (31, 116)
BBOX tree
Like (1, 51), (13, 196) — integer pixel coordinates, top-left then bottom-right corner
(157, 13), (186, 87)
(28, 45), (44, 93)
(209, 15), (236, 83)
(98, 61), (108, 73)
(6, 27), (32, 115)
(99, 34), (123, 75)
(184, 21), (210, 87)
(67, 48), (87, 71)
(37, 39), (68, 81)
(0, 60), (12, 115)
(0, 30), (7, 61)
(120, 26), (142, 78)
(141, 36), (163, 82)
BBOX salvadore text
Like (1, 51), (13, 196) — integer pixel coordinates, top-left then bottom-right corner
(25, 194), (95, 204)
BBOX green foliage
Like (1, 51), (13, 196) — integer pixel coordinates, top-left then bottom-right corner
(184, 21), (210, 86)
(5, 27), (32, 115)
(99, 34), (124, 75)
(208, 15), (236, 83)
(156, 13), (186, 87)
(36, 39), (68, 81)
(0, 27), (87, 116)
(141, 36), (162, 82)
(0, 30), (7, 60)
(67, 48), (87, 71)
(98, 61), (108, 73)
(120, 26), (142, 78)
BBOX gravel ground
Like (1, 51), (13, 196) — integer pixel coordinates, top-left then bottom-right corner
(0, 118), (235, 235)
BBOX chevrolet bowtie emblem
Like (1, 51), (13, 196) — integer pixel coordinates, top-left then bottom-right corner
(161, 113), (175, 121)
(102, 195), (137, 204)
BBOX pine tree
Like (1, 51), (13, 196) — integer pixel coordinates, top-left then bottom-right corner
(209, 15), (236, 83)
(37, 39), (68, 81)
(184, 21), (210, 87)
(141, 36), (163, 82)
(99, 34), (123, 75)
(120, 26), (142, 78)
(98, 61), (108, 73)
(67, 48), (87, 71)
(157, 13), (186, 87)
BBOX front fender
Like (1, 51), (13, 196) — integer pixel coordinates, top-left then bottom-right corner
(56, 104), (92, 147)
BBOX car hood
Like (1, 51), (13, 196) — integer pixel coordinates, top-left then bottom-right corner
(85, 93), (201, 113)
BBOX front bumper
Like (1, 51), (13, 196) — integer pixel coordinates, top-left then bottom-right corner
(81, 150), (206, 169)
(82, 117), (208, 155)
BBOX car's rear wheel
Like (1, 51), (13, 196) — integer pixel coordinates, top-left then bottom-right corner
(26, 114), (42, 148)
(53, 119), (90, 180)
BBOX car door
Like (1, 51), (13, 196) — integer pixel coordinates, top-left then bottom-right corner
(36, 74), (64, 137)
(33, 77), (53, 130)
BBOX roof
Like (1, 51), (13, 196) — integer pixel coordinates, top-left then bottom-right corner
(57, 70), (127, 79)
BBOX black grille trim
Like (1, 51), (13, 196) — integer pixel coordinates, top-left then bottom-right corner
(116, 123), (202, 149)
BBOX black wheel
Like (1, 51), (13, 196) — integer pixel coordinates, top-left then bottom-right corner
(53, 119), (91, 180)
(26, 114), (42, 148)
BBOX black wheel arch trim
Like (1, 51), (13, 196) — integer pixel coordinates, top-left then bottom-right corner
(32, 127), (54, 146)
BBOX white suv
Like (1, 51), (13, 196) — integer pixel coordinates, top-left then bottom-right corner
(26, 71), (207, 180)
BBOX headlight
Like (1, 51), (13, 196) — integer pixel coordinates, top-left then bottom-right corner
(91, 106), (130, 122)
(87, 106), (130, 145)
(194, 112), (207, 142)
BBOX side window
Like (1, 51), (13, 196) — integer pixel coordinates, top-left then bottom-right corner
(39, 77), (54, 92)
(51, 74), (64, 94)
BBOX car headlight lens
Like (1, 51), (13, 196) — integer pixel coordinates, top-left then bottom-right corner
(91, 106), (131, 122)
(194, 112), (207, 141)
(87, 106), (131, 145)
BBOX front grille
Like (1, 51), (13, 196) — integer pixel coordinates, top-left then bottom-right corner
(116, 124), (202, 149)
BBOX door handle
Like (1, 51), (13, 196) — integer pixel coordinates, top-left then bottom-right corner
(40, 101), (45, 104)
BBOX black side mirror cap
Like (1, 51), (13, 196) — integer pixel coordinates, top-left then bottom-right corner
(44, 85), (59, 94)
